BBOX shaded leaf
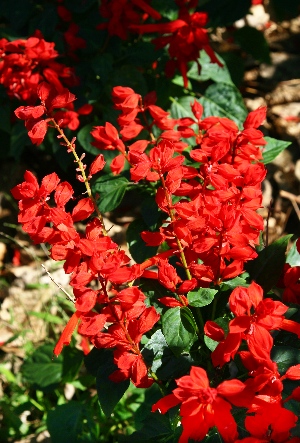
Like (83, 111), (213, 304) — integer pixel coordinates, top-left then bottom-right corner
(77, 124), (99, 155)
(92, 174), (129, 212)
(21, 343), (63, 390)
(246, 235), (293, 292)
(162, 307), (197, 356)
(127, 218), (158, 264)
(201, 83), (248, 128)
(47, 402), (87, 443)
(235, 26), (271, 64)
(272, 345), (300, 374)
(84, 348), (129, 417)
(143, 330), (192, 380)
(187, 288), (218, 307)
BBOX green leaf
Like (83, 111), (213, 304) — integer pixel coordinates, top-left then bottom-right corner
(127, 218), (158, 264)
(201, 83), (248, 128)
(272, 345), (300, 374)
(62, 346), (83, 383)
(47, 402), (89, 443)
(170, 95), (195, 120)
(204, 317), (229, 352)
(187, 288), (218, 307)
(220, 275), (249, 291)
(141, 196), (162, 230)
(187, 50), (233, 85)
(246, 235), (293, 292)
(162, 307), (197, 356)
(122, 412), (174, 443)
(220, 52), (245, 87)
(28, 311), (65, 325)
(235, 26), (271, 64)
(286, 241), (300, 267)
(77, 124), (99, 155)
(111, 65), (148, 96)
(21, 343), (63, 390)
(142, 330), (192, 380)
(84, 348), (129, 417)
(92, 174), (129, 213)
(262, 137), (291, 164)
(0, 365), (16, 384)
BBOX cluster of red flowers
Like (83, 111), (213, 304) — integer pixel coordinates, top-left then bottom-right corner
(97, 0), (221, 88)
(11, 166), (159, 388)
(97, 0), (162, 40)
(92, 86), (267, 288)
(12, 82), (300, 440)
(153, 364), (300, 443)
(14, 81), (92, 144)
(154, 283), (300, 442)
(0, 31), (78, 103)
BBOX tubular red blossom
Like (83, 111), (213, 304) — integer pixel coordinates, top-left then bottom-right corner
(54, 311), (81, 356)
(130, 7), (221, 88)
(152, 366), (246, 443)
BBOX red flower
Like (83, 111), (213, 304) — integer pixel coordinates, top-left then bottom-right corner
(0, 32), (77, 103)
(209, 281), (300, 367)
(241, 397), (299, 443)
(14, 82), (77, 145)
(152, 366), (246, 443)
(278, 264), (300, 304)
(98, 0), (161, 40)
(131, 8), (222, 88)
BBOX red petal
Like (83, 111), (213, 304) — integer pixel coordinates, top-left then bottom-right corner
(27, 119), (48, 145)
(72, 197), (95, 222)
(243, 107), (267, 129)
(285, 364), (300, 380)
(15, 105), (45, 120)
(54, 181), (74, 206)
(53, 311), (80, 356)
(152, 393), (180, 414)
(89, 154), (106, 176)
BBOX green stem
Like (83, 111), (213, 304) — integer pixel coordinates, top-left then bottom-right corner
(211, 294), (218, 321)
(195, 307), (205, 332)
(160, 174), (192, 281)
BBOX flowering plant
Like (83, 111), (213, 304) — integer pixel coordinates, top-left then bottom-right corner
(4, 1), (300, 442)
(12, 80), (300, 441)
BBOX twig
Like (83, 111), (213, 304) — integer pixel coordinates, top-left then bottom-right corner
(41, 264), (75, 304)
(280, 190), (300, 220)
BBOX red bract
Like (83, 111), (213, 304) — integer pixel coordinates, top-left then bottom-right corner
(152, 366), (247, 443)
(98, 0), (161, 40)
(278, 263), (300, 304)
(131, 6), (222, 88)
(0, 32), (77, 103)
(14, 81), (78, 145)
(241, 398), (299, 443)
(208, 281), (300, 367)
